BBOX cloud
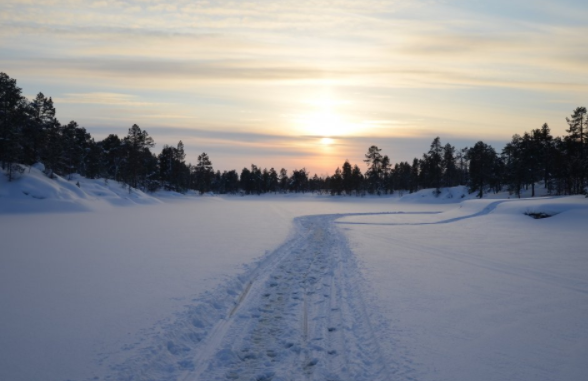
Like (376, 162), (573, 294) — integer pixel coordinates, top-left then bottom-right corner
(2, 57), (332, 83)
(5, 54), (588, 94)
(3, 0), (587, 92)
(400, 33), (522, 56)
(54, 92), (162, 107)
(1, 0), (587, 174)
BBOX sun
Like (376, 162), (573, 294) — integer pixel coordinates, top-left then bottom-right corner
(320, 137), (334, 145)
(294, 95), (356, 137)
(304, 110), (344, 137)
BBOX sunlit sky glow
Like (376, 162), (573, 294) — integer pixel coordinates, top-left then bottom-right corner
(2, 0), (587, 174)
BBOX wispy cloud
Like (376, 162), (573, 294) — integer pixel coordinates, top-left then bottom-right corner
(55, 92), (162, 107)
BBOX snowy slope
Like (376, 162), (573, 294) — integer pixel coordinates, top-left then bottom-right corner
(0, 164), (161, 213)
(397, 183), (557, 204)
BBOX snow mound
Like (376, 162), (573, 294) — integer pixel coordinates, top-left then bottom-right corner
(396, 183), (563, 204)
(492, 196), (588, 219)
(0, 164), (162, 213)
(398, 186), (468, 203)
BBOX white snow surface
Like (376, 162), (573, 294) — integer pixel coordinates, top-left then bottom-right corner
(1, 167), (588, 381)
(0, 164), (161, 214)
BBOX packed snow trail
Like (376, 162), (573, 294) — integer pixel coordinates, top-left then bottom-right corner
(109, 212), (437, 381)
(108, 205), (522, 381)
(181, 213), (403, 381)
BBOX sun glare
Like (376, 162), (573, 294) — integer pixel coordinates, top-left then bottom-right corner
(295, 95), (356, 138)
(320, 137), (334, 145)
(306, 111), (344, 137)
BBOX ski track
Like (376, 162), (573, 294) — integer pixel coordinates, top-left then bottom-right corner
(335, 200), (508, 226)
(182, 213), (397, 381)
(109, 203), (523, 381)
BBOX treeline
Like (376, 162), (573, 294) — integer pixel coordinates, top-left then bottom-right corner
(1, 72), (586, 197)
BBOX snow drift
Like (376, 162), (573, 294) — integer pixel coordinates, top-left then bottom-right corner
(0, 164), (161, 213)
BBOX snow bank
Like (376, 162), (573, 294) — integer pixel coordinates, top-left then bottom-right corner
(396, 183), (561, 204)
(397, 185), (468, 203)
(0, 164), (161, 213)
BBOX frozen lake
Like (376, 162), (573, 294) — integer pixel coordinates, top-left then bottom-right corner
(1, 195), (587, 381)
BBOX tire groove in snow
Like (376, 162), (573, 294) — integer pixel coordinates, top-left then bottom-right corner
(229, 281), (254, 318)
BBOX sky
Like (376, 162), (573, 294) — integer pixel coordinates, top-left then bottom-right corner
(1, 0), (587, 175)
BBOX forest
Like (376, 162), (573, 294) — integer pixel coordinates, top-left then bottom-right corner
(1, 72), (586, 198)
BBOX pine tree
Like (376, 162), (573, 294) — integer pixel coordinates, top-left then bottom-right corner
(466, 141), (498, 198)
(502, 135), (523, 197)
(240, 167), (252, 194)
(565, 107), (587, 193)
(523, 131), (542, 197)
(381, 155), (392, 194)
(141, 151), (161, 192)
(350, 164), (363, 195)
(279, 168), (288, 193)
(268, 168), (279, 193)
(454, 148), (468, 186)
(193, 152), (214, 194)
(262, 168), (270, 193)
(566, 107), (587, 145)
(552, 137), (571, 195)
(122, 124), (155, 190)
(221, 170), (240, 194)
(410, 158), (420, 193)
(364, 145), (384, 194)
(99, 134), (124, 181)
(158, 145), (177, 190)
(83, 139), (102, 179)
(0, 72), (27, 180)
(341, 160), (353, 195)
(43, 121), (63, 178)
(290, 168), (309, 193)
(158, 141), (188, 192)
(60, 121), (92, 178)
(442, 143), (457, 187)
(400, 162), (412, 193)
(535, 123), (554, 191)
(248, 164), (262, 195)
(211, 170), (223, 193)
(310, 174), (323, 194)
(427, 137), (443, 194)
(331, 167), (343, 195)
(23, 92), (56, 165)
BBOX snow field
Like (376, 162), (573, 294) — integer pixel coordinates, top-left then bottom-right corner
(341, 196), (588, 381)
(1, 168), (587, 381)
(1, 193), (430, 381)
(0, 200), (292, 381)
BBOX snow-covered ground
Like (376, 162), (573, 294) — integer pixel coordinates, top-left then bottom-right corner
(1, 168), (587, 381)
(340, 197), (588, 381)
(0, 164), (162, 214)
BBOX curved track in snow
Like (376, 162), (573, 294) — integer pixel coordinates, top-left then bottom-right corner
(108, 204), (526, 381)
(335, 200), (508, 226)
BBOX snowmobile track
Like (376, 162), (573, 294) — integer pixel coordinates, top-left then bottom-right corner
(181, 214), (397, 381)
